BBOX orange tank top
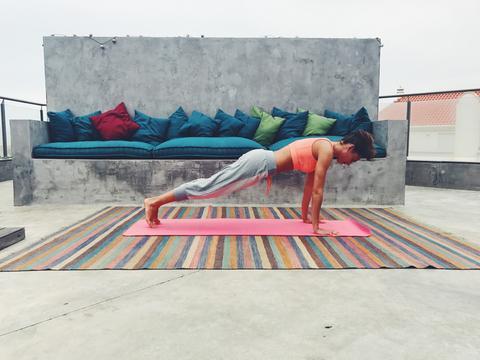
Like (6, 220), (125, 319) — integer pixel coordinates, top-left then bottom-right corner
(288, 138), (332, 173)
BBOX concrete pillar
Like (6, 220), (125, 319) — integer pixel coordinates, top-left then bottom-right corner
(454, 92), (480, 161)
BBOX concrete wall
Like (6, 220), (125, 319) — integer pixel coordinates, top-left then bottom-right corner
(0, 159), (13, 182)
(406, 161), (480, 191)
(43, 36), (380, 119)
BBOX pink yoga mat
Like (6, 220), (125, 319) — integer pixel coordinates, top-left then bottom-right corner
(123, 218), (371, 237)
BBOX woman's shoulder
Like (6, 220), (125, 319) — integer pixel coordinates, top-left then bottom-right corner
(312, 138), (334, 159)
(311, 137), (333, 148)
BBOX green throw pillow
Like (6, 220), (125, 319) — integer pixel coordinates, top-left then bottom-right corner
(250, 106), (285, 146)
(250, 105), (264, 119)
(298, 108), (336, 136)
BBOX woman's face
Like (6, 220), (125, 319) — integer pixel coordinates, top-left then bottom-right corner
(337, 145), (360, 165)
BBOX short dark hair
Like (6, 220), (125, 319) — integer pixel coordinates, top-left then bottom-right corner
(341, 130), (376, 160)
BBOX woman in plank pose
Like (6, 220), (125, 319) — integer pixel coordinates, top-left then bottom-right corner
(144, 130), (375, 235)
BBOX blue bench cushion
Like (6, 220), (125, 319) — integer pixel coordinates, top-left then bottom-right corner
(32, 141), (154, 159)
(268, 136), (386, 158)
(32, 135), (386, 159)
(153, 137), (264, 159)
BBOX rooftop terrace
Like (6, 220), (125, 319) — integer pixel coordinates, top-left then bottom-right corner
(0, 180), (479, 359)
(0, 37), (479, 359)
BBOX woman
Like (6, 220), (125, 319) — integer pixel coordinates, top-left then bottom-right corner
(144, 130), (376, 235)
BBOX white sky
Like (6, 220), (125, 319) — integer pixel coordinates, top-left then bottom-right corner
(0, 0), (479, 104)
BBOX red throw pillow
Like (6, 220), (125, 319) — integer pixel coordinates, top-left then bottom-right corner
(90, 102), (140, 140)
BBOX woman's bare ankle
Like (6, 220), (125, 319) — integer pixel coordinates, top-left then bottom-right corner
(144, 197), (162, 209)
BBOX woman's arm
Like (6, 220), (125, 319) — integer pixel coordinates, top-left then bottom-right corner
(311, 145), (334, 232)
(301, 172), (314, 222)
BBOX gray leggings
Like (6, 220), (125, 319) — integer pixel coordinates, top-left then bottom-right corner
(173, 149), (277, 201)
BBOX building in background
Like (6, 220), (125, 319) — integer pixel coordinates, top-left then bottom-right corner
(379, 91), (480, 161)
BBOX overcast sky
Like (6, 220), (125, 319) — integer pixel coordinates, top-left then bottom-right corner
(1, 0), (478, 105)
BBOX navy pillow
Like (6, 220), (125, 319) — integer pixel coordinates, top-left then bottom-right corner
(271, 107), (295, 119)
(214, 109), (245, 136)
(271, 107), (309, 141)
(324, 109), (350, 121)
(47, 109), (76, 142)
(72, 111), (102, 141)
(131, 110), (169, 145)
(166, 107), (189, 139)
(234, 109), (261, 139)
(179, 111), (219, 137)
(325, 107), (373, 135)
(324, 109), (352, 136)
(351, 107), (373, 133)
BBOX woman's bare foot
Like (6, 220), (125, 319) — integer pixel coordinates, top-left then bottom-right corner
(144, 198), (161, 227)
(313, 229), (339, 236)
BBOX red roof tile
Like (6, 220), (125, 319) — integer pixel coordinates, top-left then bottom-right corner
(379, 91), (480, 126)
(395, 91), (480, 102)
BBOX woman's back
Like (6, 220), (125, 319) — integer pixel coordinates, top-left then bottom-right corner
(288, 138), (332, 173)
(275, 137), (331, 173)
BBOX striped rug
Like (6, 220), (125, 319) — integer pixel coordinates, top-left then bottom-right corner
(0, 206), (478, 270)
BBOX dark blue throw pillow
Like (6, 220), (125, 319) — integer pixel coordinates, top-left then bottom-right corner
(179, 110), (219, 137)
(324, 109), (352, 136)
(271, 107), (309, 141)
(234, 109), (261, 139)
(47, 109), (76, 142)
(131, 110), (170, 145)
(72, 111), (102, 141)
(325, 107), (373, 136)
(214, 109), (245, 136)
(351, 107), (373, 133)
(166, 107), (189, 140)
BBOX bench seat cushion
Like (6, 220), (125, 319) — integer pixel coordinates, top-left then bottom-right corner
(31, 135), (386, 159)
(152, 137), (264, 159)
(268, 136), (386, 158)
(32, 141), (154, 159)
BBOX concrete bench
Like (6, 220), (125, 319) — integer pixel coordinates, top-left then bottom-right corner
(11, 118), (406, 206)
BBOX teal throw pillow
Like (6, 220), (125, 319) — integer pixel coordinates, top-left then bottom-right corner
(325, 107), (373, 136)
(234, 109), (260, 139)
(72, 111), (102, 141)
(351, 107), (373, 133)
(166, 107), (189, 139)
(47, 109), (76, 142)
(179, 110), (219, 137)
(131, 110), (170, 145)
(214, 109), (245, 136)
(271, 107), (308, 141)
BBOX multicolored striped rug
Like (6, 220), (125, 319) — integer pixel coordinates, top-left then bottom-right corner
(0, 206), (478, 270)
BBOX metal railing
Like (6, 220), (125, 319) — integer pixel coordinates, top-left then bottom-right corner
(379, 88), (480, 159)
(0, 96), (46, 158)
(2, 87), (479, 161)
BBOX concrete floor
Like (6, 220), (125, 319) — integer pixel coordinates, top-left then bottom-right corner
(0, 180), (479, 360)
